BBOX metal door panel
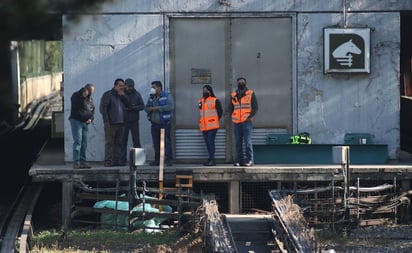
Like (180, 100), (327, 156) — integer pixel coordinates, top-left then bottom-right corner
(171, 17), (293, 161)
(171, 19), (226, 127)
(231, 18), (292, 130)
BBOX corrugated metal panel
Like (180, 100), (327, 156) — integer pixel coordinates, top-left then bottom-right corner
(175, 129), (227, 159)
(175, 128), (288, 160)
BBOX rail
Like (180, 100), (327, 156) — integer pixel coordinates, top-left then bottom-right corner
(269, 191), (318, 253)
(0, 181), (43, 253)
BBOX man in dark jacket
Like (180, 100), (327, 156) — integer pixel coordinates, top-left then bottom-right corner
(121, 78), (144, 164)
(69, 83), (95, 169)
(100, 78), (128, 166)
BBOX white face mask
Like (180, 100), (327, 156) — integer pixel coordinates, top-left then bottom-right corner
(150, 88), (156, 95)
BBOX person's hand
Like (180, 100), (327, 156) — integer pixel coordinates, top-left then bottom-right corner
(86, 119), (92, 124)
(149, 107), (158, 112)
(117, 89), (125, 96)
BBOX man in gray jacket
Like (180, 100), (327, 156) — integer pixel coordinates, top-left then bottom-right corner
(99, 78), (128, 166)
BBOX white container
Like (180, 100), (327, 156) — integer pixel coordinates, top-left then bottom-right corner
(130, 148), (146, 166)
(332, 146), (350, 164)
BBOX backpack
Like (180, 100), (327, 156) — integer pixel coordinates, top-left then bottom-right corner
(290, 132), (312, 144)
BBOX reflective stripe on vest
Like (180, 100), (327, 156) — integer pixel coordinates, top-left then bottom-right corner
(231, 89), (253, 124)
(147, 91), (172, 124)
(199, 97), (219, 131)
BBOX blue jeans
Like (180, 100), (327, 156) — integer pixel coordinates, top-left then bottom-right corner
(233, 121), (253, 163)
(151, 123), (173, 162)
(203, 129), (217, 161)
(70, 118), (89, 165)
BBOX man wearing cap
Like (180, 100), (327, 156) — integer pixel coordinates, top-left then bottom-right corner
(121, 78), (145, 165)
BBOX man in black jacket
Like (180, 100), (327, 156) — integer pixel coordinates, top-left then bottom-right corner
(69, 83), (95, 169)
(100, 78), (128, 166)
(121, 78), (144, 164)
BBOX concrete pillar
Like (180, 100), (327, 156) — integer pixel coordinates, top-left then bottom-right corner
(229, 181), (240, 214)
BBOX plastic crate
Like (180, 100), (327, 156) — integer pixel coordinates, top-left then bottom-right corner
(344, 133), (373, 144)
(266, 133), (292, 144)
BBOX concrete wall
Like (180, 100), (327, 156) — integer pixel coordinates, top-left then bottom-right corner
(63, 0), (412, 162)
(297, 12), (400, 158)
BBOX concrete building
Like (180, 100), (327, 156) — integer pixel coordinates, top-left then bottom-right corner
(62, 0), (412, 163)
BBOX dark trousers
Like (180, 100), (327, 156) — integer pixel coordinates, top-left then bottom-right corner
(104, 122), (124, 165)
(151, 123), (173, 162)
(121, 120), (141, 163)
(202, 129), (218, 161)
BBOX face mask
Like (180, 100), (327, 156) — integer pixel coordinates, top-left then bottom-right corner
(203, 92), (210, 98)
(238, 83), (246, 90)
(150, 88), (156, 95)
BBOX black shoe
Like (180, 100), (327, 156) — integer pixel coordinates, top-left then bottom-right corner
(203, 160), (216, 166)
(111, 162), (125, 167)
(150, 161), (159, 166)
(233, 162), (241, 166)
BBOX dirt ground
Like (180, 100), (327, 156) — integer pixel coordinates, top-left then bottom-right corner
(33, 197), (412, 252)
(318, 224), (412, 253)
(32, 224), (412, 252)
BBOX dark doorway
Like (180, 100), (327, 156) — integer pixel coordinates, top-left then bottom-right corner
(400, 12), (412, 154)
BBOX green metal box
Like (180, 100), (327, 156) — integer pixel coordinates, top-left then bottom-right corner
(266, 133), (292, 144)
(344, 133), (373, 144)
(254, 144), (388, 164)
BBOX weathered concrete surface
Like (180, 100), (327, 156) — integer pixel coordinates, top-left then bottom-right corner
(63, 0), (408, 162)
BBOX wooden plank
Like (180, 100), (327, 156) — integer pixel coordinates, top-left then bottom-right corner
(76, 193), (129, 201)
(62, 182), (73, 232)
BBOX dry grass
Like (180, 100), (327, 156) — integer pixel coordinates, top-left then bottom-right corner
(30, 229), (203, 253)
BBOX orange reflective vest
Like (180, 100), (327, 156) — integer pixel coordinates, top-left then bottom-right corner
(199, 97), (220, 131)
(231, 89), (253, 124)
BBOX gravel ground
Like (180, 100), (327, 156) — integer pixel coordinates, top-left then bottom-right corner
(318, 224), (412, 253)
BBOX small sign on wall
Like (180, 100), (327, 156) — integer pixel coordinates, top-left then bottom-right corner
(191, 68), (211, 84)
(324, 28), (370, 74)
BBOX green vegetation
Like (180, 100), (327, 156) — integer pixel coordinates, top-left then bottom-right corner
(31, 229), (185, 252)
(19, 40), (62, 77)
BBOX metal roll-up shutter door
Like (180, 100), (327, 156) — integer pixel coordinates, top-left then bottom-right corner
(175, 129), (226, 160)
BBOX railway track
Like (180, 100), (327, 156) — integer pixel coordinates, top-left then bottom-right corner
(201, 195), (318, 253)
(0, 93), (56, 253)
(0, 181), (43, 253)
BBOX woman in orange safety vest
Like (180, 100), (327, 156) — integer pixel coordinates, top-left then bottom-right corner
(198, 85), (223, 166)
